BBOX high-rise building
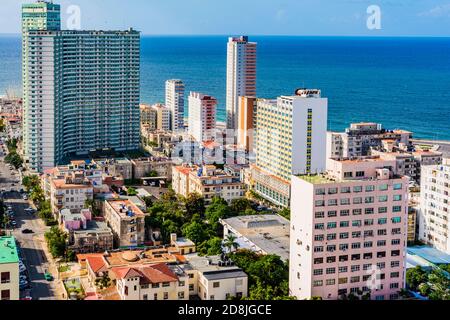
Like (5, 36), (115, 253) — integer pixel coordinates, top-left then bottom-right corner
(252, 89), (328, 207)
(22, 1), (140, 173)
(237, 96), (257, 154)
(226, 36), (256, 130)
(153, 103), (171, 131)
(140, 104), (158, 131)
(418, 163), (450, 254)
(188, 92), (217, 143)
(290, 157), (409, 300)
(165, 79), (185, 131)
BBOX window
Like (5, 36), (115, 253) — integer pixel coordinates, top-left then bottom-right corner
(353, 186), (363, 193)
(379, 184), (388, 191)
(390, 272), (400, 278)
(391, 250), (401, 257)
(326, 279), (335, 286)
(393, 195), (402, 202)
(390, 283), (400, 289)
(327, 257), (336, 263)
(379, 195), (388, 202)
(340, 210), (350, 217)
(327, 234), (336, 241)
(316, 188), (326, 195)
(313, 280), (323, 287)
(350, 276), (360, 283)
(365, 197), (375, 204)
(213, 282), (220, 288)
(378, 207), (388, 214)
(314, 269), (323, 276)
(363, 264), (372, 271)
(152, 283), (160, 288)
(340, 221), (349, 228)
(353, 209), (362, 216)
(377, 262), (386, 269)
(378, 218), (387, 225)
(393, 183), (403, 190)
(328, 188), (338, 195)
(178, 292), (185, 299)
(1, 272), (10, 284)
(179, 281), (185, 287)
(352, 220), (362, 227)
(314, 258), (324, 265)
(315, 235), (325, 241)
(353, 197), (362, 204)
(364, 219), (374, 226)
(315, 212), (325, 219)
(189, 284), (194, 291)
(326, 268), (336, 275)
(154, 293), (158, 300)
(351, 265), (360, 272)
(328, 211), (338, 218)
(315, 200), (325, 207)
(1, 290), (10, 301)
(341, 187), (351, 194)
(328, 199), (338, 206)
(162, 282), (170, 287)
(314, 246), (324, 252)
(365, 208), (374, 215)
(340, 199), (350, 205)
(340, 233), (349, 239)
(356, 171), (365, 177)
(393, 206), (402, 213)
(377, 240), (386, 247)
(338, 278), (348, 284)
(327, 245), (337, 252)
(339, 266), (348, 273)
(351, 254), (361, 261)
(315, 223), (325, 230)
(340, 244), (349, 251)
(365, 185), (375, 192)
(339, 255), (349, 262)
(364, 241), (373, 248)
(143, 294), (148, 300)
(392, 217), (401, 224)
(351, 243), (361, 249)
(327, 222), (337, 229)
(391, 261), (400, 268)
(164, 292), (169, 300)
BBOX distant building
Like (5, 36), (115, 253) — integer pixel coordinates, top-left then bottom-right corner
(252, 89), (328, 207)
(188, 92), (217, 143)
(22, 1), (140, 172)
(220, 215), (290, 261)
(0, 237), (19, 300)
(140, 104), (158, 131)
(131, 157), (173, 180)
(226, 36), (257, 130)
(170, 234), (196, 255)
(59, 208), (114, 254)
(104, 199), (146, 248)
(172, 165), (246, 204)
(419, 164), (450, 254)
(166, 80), (185, 131)
(237, 96), (257, 154)
(94, 158), (133, 181)
(290, 157), (409, 300)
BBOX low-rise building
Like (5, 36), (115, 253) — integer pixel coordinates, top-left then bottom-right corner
(112, 263), (189, 300)
(94, 158), (133, 181)
(59, 208), (114, 254)
(220, 215), (290, 261)
(104, 199), (146, 247)
(184, 254), (248, 300)
(170, 234), (196, 255)
(131, 157), (173, 180)
(49, 171), (94, 215)
(0, 237), (19, 301)
(172, 165), (246, 204)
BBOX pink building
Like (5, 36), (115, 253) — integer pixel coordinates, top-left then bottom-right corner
(289, 157), (409, 300)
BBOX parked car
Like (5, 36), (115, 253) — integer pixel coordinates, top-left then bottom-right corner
(22, 229), (34, 234)
(44, 270), (53, 281)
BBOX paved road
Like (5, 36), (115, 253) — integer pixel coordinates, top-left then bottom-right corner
(0, 140), (57, 300)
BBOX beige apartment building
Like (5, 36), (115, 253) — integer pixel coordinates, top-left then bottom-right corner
(0, 237), (19, 301)
(104, 199), (146, 247)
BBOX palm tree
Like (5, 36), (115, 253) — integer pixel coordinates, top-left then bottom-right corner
(224, 234), (239, 254)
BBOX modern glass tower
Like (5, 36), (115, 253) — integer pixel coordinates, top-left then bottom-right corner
(22, 1), (141, 173)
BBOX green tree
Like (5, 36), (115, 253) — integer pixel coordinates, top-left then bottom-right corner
(5, 152), (23, 169)
(406, 266), (428, 291)
(205, 197), (232, 231)
(142, 196), (153, 208)
(197, 237), (224, 256)
(428, 269), (450, 300)
(44, 227), (68, 258)
(278, 208), (290, 220)
(223, 234), (239, 254)
(182, 214), (210, 245)
(230, 198), (253, 216)
(183, 193), (206, 219)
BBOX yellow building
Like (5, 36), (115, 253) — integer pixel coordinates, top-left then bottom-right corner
(0, 237), (20, 300)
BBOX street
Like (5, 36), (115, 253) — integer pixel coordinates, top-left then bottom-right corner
(0, 140), (57, 300)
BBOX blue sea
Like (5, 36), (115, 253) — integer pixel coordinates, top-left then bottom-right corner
(1, 35), (450, 140)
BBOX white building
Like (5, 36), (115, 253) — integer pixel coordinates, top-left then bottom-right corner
(419, 164), (450, 254)
(252, 89), (328, 207)
(226, 36), (257, 130)
(188, 92), (217, 143)
(165, 79), (185, 131)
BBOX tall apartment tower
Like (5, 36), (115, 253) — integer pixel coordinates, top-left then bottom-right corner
(290, 157), (409, 300)
(419, 163), (450, 254)
(237, 96), (257, 154)
(252, 89), (328, 207)
(165, 79), (185, 131)
(226, 36), (257, 130)
(188, 92), (217, 143)
(22, 1), (140, 173)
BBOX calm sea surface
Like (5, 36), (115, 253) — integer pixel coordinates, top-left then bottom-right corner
(1, 35), (450, 140)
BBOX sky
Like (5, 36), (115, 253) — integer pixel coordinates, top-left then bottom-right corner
(2, 0), (450, 36)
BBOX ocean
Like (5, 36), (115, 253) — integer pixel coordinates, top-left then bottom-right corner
(1, 35), (450, 140)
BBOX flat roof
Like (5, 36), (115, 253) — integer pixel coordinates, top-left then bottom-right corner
(407, 246), (450, 265)
(220, 215), (290, 261)
(185, 254), (245, 274)
(0, 236), (19, 264)
(203, 270), (248, 281)
(106, 199), (145, 218)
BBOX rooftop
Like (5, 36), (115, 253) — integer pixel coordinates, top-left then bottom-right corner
(185, 254), (245, 274)
(407, 246), (450, 265)
(220, 215), (290, 261)
(0, 237), (19, 264)
(106, 199), (145, 218)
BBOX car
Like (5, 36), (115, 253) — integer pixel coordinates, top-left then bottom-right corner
(19, 265), (27, 273)
(20, 296), (33, 301)
(22, 229), (34, 234)
(20, 275), (28, 282)
(44, 270), (53, 281)
(11, 221), (17, 226)
(23, 195), (28, 200)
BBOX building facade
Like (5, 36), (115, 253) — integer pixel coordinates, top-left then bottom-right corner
(104, 199), (145, 247)
(289, 157), (409, 300)
(165, 79), (185, 131)
(252, 89), (328, 207)
(419, 164), (450, 254)
(237, 96), (257, 154)
(188, 92), (217, 143)
(22, 1), (140, 173)
(0, 237), (19, 301)
(226, 36), (257, 130)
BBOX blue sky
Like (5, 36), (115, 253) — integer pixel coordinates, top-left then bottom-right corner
(2, 0), (450, 36)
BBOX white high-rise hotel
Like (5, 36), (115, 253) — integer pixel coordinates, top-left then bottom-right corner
(22, 1), (140, 173)
(419, 162), (450, 254)
(226, 36), (257, 130)
(165, 79), (185, 131)
(188, 92), (217, 143)
(252, 89), (328, 207)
